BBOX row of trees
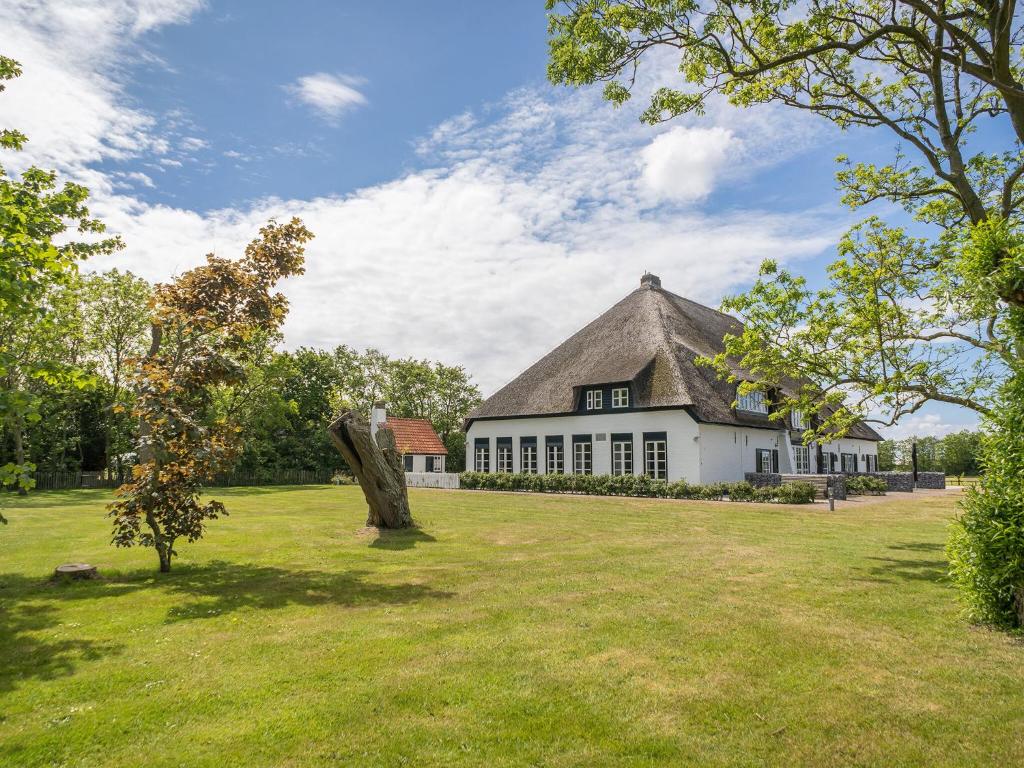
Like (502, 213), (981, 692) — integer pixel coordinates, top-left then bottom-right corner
(878, 431), (984, 480)
(0, 271), (483, 483)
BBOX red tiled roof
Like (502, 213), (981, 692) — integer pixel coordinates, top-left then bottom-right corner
(380, 418), (447, 455)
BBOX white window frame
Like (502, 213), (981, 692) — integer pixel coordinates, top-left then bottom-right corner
(496, 445), (513, 473)
(573, 441), (592, 474)
(793, 445), (810, 474)
(430, 455), (443, 473)
(611, 387), (629, 408)
(474, 446), (489, 472)
(521, 444), (538, 474)
(644, 440), (667, 480)
(585, 389), (603, 410)
(546, 443), (564, 474)
(791, 409), (806, 430)
(757, 449), (774, 474)
(611, 439), (632, 476)
(841, 452), (856, 473)
(737, 388), (769, 414)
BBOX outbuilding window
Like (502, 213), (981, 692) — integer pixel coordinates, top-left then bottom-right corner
(403, 454), (414, 472)
(612, 387), (629, 408)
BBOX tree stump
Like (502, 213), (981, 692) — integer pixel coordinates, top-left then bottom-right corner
(54, 563), (98, 580)
(327, 410), (412, 529)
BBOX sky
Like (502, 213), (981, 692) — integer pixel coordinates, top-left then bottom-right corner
(1, 0), (983, 438)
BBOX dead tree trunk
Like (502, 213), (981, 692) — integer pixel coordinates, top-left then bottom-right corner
(327, 410), (412, 529)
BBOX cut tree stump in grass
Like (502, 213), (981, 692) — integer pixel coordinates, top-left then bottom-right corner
(54, 563), (98, 580)
(327, 410), (412, 529)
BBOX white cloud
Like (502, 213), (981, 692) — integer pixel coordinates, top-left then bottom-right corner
(880, 413), (980, 440)
(284, 73), (367, 122)
(4, 1), (839, 395)
(641, 126), (737, 202)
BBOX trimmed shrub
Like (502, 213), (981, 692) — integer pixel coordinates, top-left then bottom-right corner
(456, 472), (816, 504)
(846, 476), (887, 496)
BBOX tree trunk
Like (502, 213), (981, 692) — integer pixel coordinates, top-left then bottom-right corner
(327, 410), (412, 529)
(147, 511), (172, 572)
(12, 426), (27, 496)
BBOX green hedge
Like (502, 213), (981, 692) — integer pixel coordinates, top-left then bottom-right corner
(846, 475), (888, 496)
(458, 472), (817, 504)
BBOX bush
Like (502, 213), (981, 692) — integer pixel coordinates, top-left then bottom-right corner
(948, 375), (1024, 628)
(846, 476), (887, 496)
(457, 472), (816, 504)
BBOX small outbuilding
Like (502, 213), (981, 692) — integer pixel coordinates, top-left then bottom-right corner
(370, 403), (447, 473)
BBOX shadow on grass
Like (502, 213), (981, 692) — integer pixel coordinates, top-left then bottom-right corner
(888, 542), (945, 553)
(368, 526), (437, 551)
(0, 559), (452, 689)
(0, 577), (126, 693)
(864, 556), (949, 583)
(157, 560), (452, 621)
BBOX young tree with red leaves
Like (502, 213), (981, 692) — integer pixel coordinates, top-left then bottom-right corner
(108, 219), (312, 572)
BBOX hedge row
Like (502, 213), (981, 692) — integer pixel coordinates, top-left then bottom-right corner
(458, 472), (817, 504)
(845, 475), (888, 496)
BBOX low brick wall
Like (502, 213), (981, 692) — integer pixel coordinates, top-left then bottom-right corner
(915, 471), (947, 490)
(745, 472), (782, 488)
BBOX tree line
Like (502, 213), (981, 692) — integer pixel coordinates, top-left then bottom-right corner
(878, 432), (984, 482)
(0, 266), (482, 484)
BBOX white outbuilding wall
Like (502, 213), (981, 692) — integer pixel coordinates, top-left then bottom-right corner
(697, 424), (794, 482)
(465, 409), (702, 482)
(405, 454), (445, 473)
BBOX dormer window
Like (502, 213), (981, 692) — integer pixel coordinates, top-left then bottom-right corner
(586, 389), (603, 410)
(791, 409), (807, 430)
(612, 387), (629, 408)
(736, 388), (769, 414)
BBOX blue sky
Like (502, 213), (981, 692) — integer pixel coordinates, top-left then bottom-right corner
(2, 0), (983, 437)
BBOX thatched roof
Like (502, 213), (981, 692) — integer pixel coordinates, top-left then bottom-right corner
(467, 274), (882, 441)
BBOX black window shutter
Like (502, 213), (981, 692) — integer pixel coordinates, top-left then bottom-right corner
(426, 456), (434, 472)
(771, 449), (779, 473)
(854, 455), (859, 472)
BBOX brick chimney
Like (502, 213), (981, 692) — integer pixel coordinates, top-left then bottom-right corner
(370, 401), (387, 438)
(640, 272), (661, 289)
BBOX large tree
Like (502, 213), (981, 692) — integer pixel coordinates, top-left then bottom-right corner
(108, 219), (311, 572)
(80, 270), (152, 481)
(0, 55), (120, 517)
(547, 0), (1024, 624)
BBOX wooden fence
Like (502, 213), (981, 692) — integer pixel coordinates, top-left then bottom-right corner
(31, 468), (333, 491)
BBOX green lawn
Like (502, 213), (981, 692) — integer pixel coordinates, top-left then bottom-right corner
(1, 486), (1021, 767)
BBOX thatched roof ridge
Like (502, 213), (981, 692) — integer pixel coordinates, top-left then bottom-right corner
(468, 277), (882, 441)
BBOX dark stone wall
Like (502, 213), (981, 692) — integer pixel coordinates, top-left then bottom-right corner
(745, 472), (782, 488)
(847, 471), (915, 492)
(827, 474), (847, 501)
(915, 471), (947, 489)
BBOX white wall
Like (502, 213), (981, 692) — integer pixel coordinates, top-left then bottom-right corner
(698, 424), (794, 483)
(405, 454), (445, 473)
(465, 409), (702, 482)
(818, 438), (879, 472)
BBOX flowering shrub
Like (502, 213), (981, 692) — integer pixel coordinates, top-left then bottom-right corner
(458, 473), (816, 504)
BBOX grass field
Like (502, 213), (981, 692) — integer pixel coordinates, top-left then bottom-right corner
(1, 486), (1021, 767)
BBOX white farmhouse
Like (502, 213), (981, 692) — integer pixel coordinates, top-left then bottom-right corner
(464, 274), (881, 482)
